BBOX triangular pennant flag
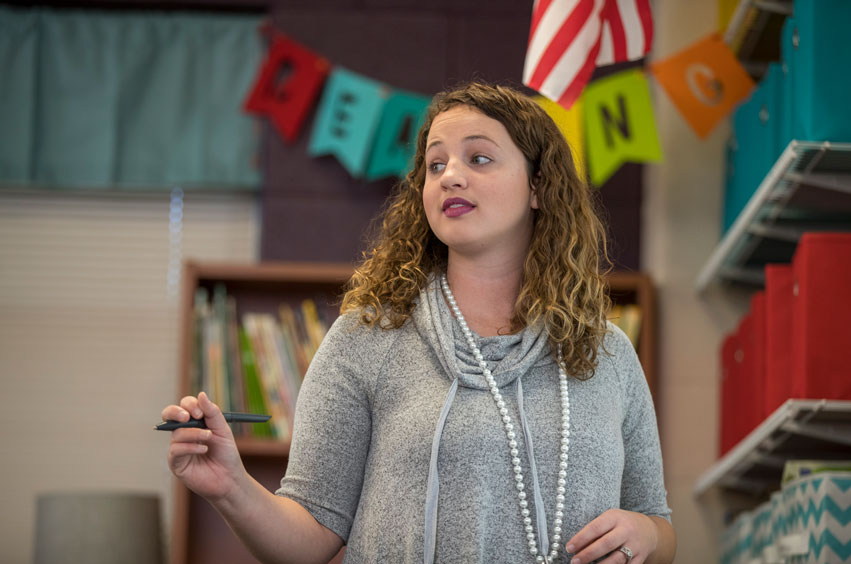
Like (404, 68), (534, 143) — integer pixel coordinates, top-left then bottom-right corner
(583, 69), (661, 186)
(243, 33), (330, 143)
(365, 90), (430, 181)
(308, 68), (387, 178)
(533, 95), (587, 181)
(650, 32), (755, 138)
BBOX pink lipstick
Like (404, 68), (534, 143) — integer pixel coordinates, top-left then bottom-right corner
(442, 197), (475, 217)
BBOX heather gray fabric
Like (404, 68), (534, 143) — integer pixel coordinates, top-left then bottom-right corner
(277, 276), (671, 563)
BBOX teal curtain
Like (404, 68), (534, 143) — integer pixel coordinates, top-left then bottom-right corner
(0, 7), (262, 190)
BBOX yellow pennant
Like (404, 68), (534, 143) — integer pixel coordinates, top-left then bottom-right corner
(533, 95), (587, 182)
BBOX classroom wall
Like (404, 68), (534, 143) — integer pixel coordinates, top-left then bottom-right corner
(645, 1), (754, 561)
(0, 190), (260, 563)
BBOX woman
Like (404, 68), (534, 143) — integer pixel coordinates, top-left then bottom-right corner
(162, 82), (675, 564)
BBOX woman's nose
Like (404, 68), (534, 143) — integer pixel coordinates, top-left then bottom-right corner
(440, 159), (467, 190)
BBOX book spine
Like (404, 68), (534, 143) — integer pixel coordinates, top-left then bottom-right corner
(243, 313), (289, 440)
(237, 327), (273, 438)
(210, 284), (230, 411)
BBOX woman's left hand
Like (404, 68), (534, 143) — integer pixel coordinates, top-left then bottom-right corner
(565, 509), (658, 564)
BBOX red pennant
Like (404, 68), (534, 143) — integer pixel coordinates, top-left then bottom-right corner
(243, 33), (330, 143)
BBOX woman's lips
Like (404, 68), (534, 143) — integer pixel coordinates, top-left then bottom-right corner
(442, 197), (475, 217)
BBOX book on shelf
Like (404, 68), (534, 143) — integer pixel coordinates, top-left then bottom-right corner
(209, 284), (230, 412)
(190, 286), (333, 441)
(608, 303), (642, 350)
(237, 327), (274, 438)
(242, 313), (292, 440)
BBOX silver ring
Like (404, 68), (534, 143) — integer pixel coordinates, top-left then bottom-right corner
(619, 546), (634, 562)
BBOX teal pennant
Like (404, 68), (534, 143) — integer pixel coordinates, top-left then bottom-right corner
(365, 90), (430, 181)
(308, 68), (387, 177)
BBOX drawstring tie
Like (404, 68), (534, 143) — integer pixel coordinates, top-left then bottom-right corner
(423, 378), (550, 563)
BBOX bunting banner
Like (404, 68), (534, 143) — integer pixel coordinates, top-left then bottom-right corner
(242, 28), (755, 185)
(366, 90), (431, 181)
(583, 68), (661, 186)
(243, 34), (330, 143)
(650, 33), (755, 138)
(307, 68), (388, 178)
(523, 0), (653, 110)
(533, 95), (587, 181)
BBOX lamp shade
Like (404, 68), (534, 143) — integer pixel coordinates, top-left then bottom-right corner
(34, 491), (163, 564)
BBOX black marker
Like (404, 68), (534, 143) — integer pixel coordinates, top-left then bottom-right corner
(154, 412), (271, 431)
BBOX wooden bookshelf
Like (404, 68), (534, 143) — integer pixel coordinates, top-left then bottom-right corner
(171, 260), (353, 564)
(169, 262), (656, 563)
(608, 271), (658, 402)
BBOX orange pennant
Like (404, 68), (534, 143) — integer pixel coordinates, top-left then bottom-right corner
(650, 33), (755, 138)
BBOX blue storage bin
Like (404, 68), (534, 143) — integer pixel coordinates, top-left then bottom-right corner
(724, 83), (773, 233)
(779, 16), (795, 152)
(788, 0), (851, 141)
(722, 134), (743, 234)
(763, 62), (786, 163)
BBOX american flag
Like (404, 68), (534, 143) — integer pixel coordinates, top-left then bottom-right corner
(523, 0), (653, 109)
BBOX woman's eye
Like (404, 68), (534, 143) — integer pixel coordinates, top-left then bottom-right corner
(428, 162), (445, 173)
(471, 154), (492, 165)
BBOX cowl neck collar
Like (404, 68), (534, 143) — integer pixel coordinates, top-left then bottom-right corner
(413, 274), (553, 389)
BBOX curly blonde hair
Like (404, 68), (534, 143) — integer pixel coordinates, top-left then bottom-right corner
(341, 82), (611, 379)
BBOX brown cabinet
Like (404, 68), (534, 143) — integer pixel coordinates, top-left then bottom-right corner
(169, 262), (656, 563)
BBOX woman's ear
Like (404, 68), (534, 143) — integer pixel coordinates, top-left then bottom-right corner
(530, 172), (541, 210)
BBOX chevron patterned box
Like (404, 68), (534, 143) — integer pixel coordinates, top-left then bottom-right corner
(784, 472), (851, 563)
(720, 510), (755, 564)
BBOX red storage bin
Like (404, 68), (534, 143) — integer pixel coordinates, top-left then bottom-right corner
(764, 264), (795, 413)
(791, 232), (851, 400)
(740, 293), (767, 436)
(719, 331), (742, 456)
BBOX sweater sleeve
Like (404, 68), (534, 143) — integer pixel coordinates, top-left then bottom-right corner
(275, 313), (392, 541)
(607, 324), (672, 522)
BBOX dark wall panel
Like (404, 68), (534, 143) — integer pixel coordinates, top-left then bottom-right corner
(255, 4), (642, 270)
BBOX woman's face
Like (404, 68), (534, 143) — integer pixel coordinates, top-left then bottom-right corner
(422, 105), (538, 261)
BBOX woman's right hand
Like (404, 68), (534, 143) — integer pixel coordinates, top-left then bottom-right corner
(162, 391), (247, 502)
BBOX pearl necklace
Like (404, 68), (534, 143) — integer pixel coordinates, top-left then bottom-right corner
(440, 274), (570, 563)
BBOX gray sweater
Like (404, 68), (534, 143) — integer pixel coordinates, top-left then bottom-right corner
(277, 277), (671, 563)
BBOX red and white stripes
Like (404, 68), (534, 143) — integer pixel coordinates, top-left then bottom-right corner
(523, 0), (653, 108)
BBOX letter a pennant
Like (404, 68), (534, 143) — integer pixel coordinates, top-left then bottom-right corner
(365, 90), (430, 180)
(650, 33), (755, 138)
(583, 69), (661, 186)
(308, 68), (387, 178)
(243, 34), (330, 143)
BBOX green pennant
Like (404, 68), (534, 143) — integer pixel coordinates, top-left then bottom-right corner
(583, 69), (662, 186)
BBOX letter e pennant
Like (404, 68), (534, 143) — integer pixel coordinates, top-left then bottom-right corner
(308, 69), (386, 178)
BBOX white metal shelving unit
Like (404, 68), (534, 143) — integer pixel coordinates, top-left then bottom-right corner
(695, 141), (851, 292)
(694, 399), (851, 498)
(724, 0), (792, 79)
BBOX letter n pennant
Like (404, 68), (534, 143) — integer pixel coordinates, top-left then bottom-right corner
(308, 68), (387, 178)
(583, 69), (662, 186)
(243, 33), (330, 143)
(365, 90), (430, 180)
